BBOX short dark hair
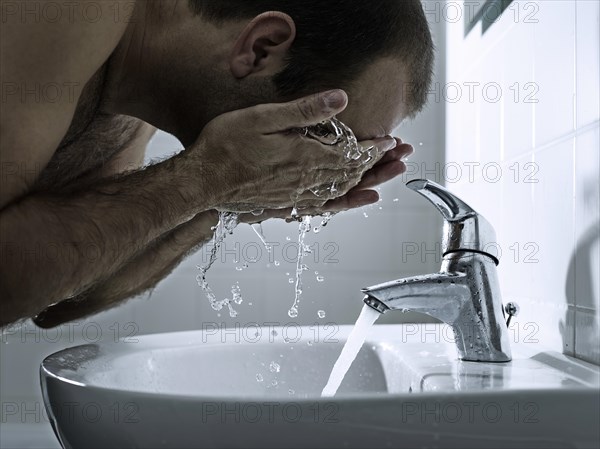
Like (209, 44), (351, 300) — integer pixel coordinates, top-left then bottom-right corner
(189, 0), (434, 118)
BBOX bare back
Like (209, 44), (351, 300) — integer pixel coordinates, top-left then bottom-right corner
(1, 0), (154, 206)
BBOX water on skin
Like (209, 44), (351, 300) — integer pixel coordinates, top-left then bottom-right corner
(321, 304), (381, 397)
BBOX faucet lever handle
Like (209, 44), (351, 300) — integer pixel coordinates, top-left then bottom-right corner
(406, 179), (498, 261)
(406, 179), (475, 221)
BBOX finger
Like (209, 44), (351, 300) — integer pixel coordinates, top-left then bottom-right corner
(282, 188), (380, 219)
(352, 160), (407, 191)
(255, 90), (348, 133)
(374, 142), (414, 166)
(321, 189), (380, 212)
(357, 136), (397, 156)
(240, 208), (293, 224)
(268, 135), (350, 169)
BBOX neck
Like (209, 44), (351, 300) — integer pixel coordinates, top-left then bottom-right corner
(101, 0), (205, 146)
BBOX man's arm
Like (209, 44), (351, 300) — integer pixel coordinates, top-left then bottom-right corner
(31, 139), (413, 328)
(2, 90), (376, 327)
(32, 210), (219, 328)
(0, 153), (223, 326)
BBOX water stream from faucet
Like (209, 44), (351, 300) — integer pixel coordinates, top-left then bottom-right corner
(321, 304), (381, 397)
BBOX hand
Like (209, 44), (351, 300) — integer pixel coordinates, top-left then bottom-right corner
(181, 90), (397, 212)
(239, 138), (414, 223)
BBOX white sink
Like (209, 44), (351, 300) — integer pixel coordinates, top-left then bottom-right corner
(40, 324), (600, 448)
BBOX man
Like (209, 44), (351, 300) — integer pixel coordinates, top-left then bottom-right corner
(0, 0), (434, 327)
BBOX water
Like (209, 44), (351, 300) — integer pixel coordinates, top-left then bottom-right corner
(196, 117), (365, 319)
(321, 304), (381, 397)
(252, 223), (272, 254)
(313, 212), (333, 234)
(196, 212), (241, 317)
(288, 216), (311, 318)
(269, 361), (281, 373)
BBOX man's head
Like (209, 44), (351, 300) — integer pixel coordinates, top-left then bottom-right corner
(189, 0), (434, 117)
(112, 0), (434, 144)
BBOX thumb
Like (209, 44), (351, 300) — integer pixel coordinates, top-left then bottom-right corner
(256, 89), (348, 133)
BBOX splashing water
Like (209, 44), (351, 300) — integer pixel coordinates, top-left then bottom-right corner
(321, 304), (381, 397)
(299, 119), (376, 198)
(269, 361), (281, 373)
(252, 222), (272, 254)
(196, 212), (241, 317)
(288, 216), (311, 318)
(313, 212), (333, 234)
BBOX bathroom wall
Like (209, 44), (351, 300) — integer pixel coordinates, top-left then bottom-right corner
(444, 0), (599, 364)
(0, 3), (447, 436)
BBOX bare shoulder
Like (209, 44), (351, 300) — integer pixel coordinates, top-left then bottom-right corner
(0, 0), (135, 208)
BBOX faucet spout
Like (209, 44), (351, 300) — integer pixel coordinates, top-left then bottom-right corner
(363, 252), (512, 362)
(362, 272), (468, 323)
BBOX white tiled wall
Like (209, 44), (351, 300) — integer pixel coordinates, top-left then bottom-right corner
(446, 0), (599, 364)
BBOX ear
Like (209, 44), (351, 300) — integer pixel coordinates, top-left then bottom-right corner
(229, 12), (296, 79)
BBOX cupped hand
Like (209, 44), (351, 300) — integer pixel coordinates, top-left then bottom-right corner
(239, 137), (414, 224)
(183, 90), (397, 212)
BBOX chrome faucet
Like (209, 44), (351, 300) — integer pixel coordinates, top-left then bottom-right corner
(362, 179), (512, 362)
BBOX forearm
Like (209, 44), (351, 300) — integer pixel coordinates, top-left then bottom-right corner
(32, 210), (219, 328)
(0, 153), (221, 325)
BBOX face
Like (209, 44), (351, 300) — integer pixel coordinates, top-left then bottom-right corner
(335, 57), (410, 141)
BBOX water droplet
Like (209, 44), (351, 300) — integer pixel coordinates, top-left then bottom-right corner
(286, 272), (290, 276)
(286, 236), (292, 241)
(401, 308), (410, 313)
(318, 310), (326, 319)
(271, 380), (278, 386)
(313, 227), (320, 233)
(307, 340), (313, 346)
(288, 308), (298, 318)
(274, 261), (280, 266)
(419, 142), (424, 146)
(363, 212), (369, 218)
(288, 389), (295, 395)
(393, 198), (399, 202)
(248, 302), (253, 306)
(256, 374), (264, 382)
(235, 266), (243, 271)
(271, 329), (278, 337)
(288, 278), (294, 284)
(269, 361), (281, 373)
(316, 275), (325, 282)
